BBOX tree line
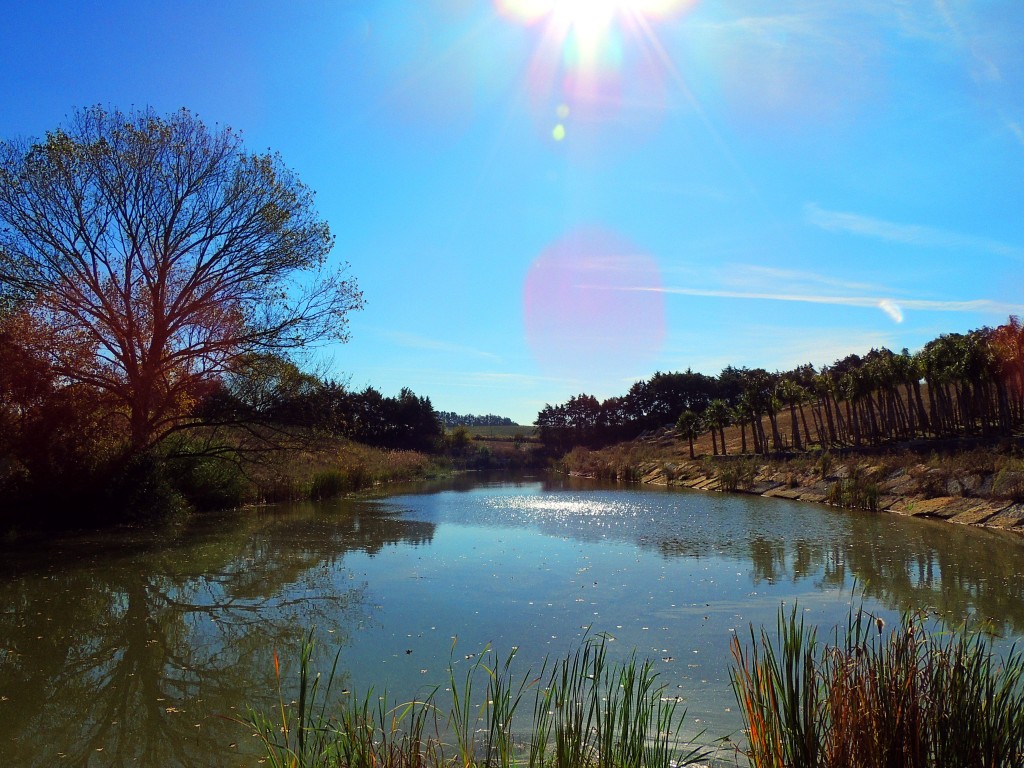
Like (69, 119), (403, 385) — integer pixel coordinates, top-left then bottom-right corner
(199, 355), (442, 451)
(436, 412), (518, 428)
(536, 318), (1024, 457)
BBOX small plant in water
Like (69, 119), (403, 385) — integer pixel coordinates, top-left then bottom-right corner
(730, 603), (1024, 768)
(243, 631), (713, 768)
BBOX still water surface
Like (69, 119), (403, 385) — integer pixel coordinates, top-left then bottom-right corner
(2, 474), (1023, 766)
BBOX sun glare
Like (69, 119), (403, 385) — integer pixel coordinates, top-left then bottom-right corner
(497, 0), (690, 55)
(496, 0), (694, 114)
(497, 0), (687, 25)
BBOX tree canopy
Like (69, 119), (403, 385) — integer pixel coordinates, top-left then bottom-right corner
(0, 106), (364, 454)
(535, 318), (1024, 456)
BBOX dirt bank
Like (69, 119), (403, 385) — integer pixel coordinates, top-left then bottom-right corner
(563, 433), (1024, 535)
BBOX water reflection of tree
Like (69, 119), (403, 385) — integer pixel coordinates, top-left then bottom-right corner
(658, 516), (1024, 634)
(0, 502), (435, 767)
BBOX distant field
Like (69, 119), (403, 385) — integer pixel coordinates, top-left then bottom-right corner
(456, 425), (538, 440)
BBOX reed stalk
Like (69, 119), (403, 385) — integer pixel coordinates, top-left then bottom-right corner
(730, 604), (1024, 768)
(244, 632), (711, 768)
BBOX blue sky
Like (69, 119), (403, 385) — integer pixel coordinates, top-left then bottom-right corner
(2, 1), (1023, 424)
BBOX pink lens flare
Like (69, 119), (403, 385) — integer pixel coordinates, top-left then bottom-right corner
(523, 228), (666, 378)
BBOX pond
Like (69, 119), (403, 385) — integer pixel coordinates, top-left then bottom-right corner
(2, 473), (1023, 766)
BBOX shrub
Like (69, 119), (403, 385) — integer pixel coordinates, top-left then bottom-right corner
(817, 451), (834, 479)
(826, 469), (879, 511)
(310, 470), (354, 500)
(731, 604), (1024, 768)
(719, 459), (757, 492)
(166, 453), (253, 511)
(993, 469), (1024, 503)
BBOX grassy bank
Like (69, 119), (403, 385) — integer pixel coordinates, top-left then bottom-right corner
(246, 604), (1024, 768)
(238, 436), (446, 505)
(0, 430), (449, 533)
(561, 436), (1024, 533)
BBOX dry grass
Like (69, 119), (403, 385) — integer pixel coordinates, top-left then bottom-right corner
(246, 438), (442, 504)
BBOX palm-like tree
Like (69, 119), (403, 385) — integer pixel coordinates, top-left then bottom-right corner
(704, 399), (732, 456)
(732, 394), (755, 455)
(676, 410), (700, 459)
(776, 378), (806, 451)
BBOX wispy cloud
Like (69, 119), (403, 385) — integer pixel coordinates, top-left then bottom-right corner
(612, 285), (1024, 318)
(725, 264), (887, 294)
(1005, 116), (1024, 147)
(932, 0), (1002, 83)
(804, 203), (1022, 257)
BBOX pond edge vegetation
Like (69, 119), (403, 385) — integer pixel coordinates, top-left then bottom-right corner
(560, 440), (1024, 537)
(247, 601), (1024, 768)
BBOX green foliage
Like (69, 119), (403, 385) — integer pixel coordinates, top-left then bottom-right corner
(730, 604), (1024, 768)
(816, 452), (834, 479)
(245, 633), (712, 768)
(100, 452), (190, 524)
(825, 469), (879, 511)
(718, 459), (758, 492)
(165, 452), (253, 511)
(730, 606), (822, 768)
(445, 426), (472, 453)
(310, 469), (366, 500)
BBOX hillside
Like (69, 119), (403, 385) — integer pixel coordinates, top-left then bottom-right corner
(561, 424), (1024, 536)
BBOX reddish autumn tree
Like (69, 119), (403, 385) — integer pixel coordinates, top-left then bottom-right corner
(0, 106), (364, 455)
(0, 310), (121, 502)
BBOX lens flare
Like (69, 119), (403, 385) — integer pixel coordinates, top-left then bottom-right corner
(496, 0), (699, 147)
(523, 228), (665, 378)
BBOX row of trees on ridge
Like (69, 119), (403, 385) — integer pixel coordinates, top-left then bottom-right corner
(536, 318), (1024, 457)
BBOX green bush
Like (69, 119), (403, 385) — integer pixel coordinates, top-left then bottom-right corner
(826, 469), (879, 511)
(167, 453), (252, 511)
(103, 451), (190, 523)
(309, 470), (353, 500)
(719, 459), (757, 492)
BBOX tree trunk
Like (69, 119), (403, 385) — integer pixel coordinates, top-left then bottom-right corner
(789, 402), (802, 451)
(768, 411), (783, 452)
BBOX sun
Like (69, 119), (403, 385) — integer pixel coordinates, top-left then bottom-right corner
(496, 0), (691, 64)
(496, 0), (697, 140)
(551, 0), (618, 32)
(497, 0), (685, 23)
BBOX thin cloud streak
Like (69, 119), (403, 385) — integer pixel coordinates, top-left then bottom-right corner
(804, 203), (1022, 257)
(1007, 118), (1024, 147)
(727, 264), (887, 293)
(617, 285), (1024, 316)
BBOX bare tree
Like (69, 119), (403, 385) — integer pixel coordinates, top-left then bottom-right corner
(0, 106), (364, 453)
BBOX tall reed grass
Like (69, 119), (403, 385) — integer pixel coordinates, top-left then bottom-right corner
(244, 633), (712, 768)
(730, 605), (1024, 768)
